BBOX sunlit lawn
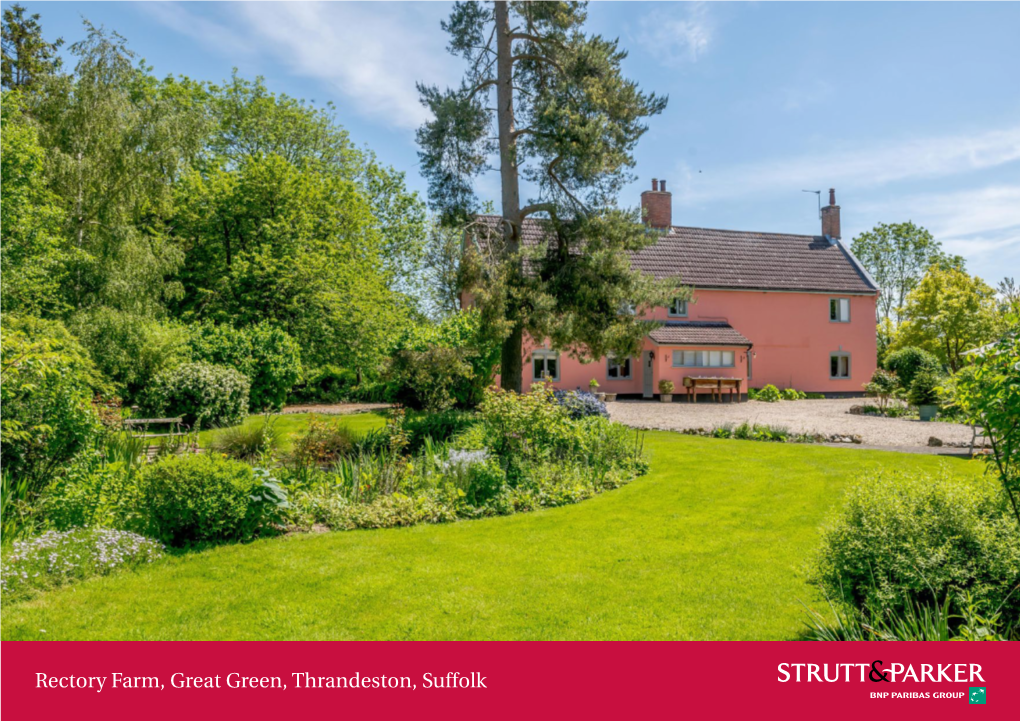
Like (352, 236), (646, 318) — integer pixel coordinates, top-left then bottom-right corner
(197, 411), (386, 452)
(2, 417), (986, 641)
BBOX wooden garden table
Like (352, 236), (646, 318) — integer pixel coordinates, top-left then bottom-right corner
(683, 376), (743, 403)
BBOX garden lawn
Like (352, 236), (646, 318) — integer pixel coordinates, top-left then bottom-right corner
(1, 427), (988, 640)
(198, 411), (386, 452)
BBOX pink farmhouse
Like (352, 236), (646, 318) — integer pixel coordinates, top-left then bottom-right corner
(465, 183), (879, 399)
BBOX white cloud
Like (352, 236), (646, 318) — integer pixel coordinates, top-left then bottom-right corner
(636, 2), (713, 65)
(145, 2), (459, 130)
(673, 125), (1020, 204)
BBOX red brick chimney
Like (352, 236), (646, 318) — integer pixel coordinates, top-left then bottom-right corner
(821, 188), (841, 239)
(641, 178), (672, 228)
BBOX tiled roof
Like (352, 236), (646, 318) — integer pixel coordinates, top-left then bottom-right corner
(648, 321), (752, 346)
(470, 216), (878, 294)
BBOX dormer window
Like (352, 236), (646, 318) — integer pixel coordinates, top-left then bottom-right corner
(668, 298), (688, 317)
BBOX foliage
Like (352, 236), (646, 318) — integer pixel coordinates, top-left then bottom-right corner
(142, 361), (250, 428)
(781, 388), (807, 401)
(291, 417), (380, 467)
(755, 384), (782, 403)
(951, 315), (1020, 528)
(389, 346), (474, 412)
(850, 222), (950, 325)
(811, 469), (1020, 629)
(554, 390), (609, 420)
(896, 265), (999, 371)
(1, 4), (64, 91)
(133, 454), (286, 546)
(418, 2), (673, 391)
(209, 416), (280, 463)
(883, 346), (940, 390)
(187, 320), (301, 411)
(394, 308), (501, 407)
(863, 368), (900, 412)
(70, 307), (191, 401)
(1, 90), (67, 316)
(400, 409), (478, 453)
(907, 368), (942, 407)
(1, 528), (162, 604)
(658, 379), (675, 395)
(0, 316), (106, 491)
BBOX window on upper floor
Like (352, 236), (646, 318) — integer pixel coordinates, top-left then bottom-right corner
(830, 352), (851, 379)
(668, 298), (688, 317)
(532, 349), (560, 381)
(830, 298), (850, 323)
(607, 356), (632, 380)
(672, 350), (735, 368)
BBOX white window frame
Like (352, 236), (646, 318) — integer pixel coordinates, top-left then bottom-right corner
(671, 350), (735, 368)
(606, 356), (633, 380)
(667, 297), (688, 317)
(532, 349), (560, 382)
(830, 297), (850, 323)
(830, 352), (851, 379)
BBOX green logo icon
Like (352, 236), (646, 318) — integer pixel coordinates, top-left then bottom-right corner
(969, 687), (986, 705)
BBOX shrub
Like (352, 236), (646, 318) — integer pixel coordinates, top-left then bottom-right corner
(43, 452), (141, 531)
(884, 347), (940, 390)
(781, 388), (806, 401)
(863, 368), (900, 412)
(209, 416), (280, 463)
(811, 469), (1020, 627)
(478, 382), (572, 470)
(0, 528), (164, 604)
(142, 361), (250, 428)
(756, 384), (782, 402)
(70, 307), (190, 401)
(908, 368), (942, 406)
(1, 316), (106, 491)
(292, 417), (363, 466)
(389, 346), (473, 412)
(401, 409), (478, 452)
(134, 454), (286, 546)
(554, 390), (609, 420)
(188, 321), (301, 411)
(658, 379), (675, 394)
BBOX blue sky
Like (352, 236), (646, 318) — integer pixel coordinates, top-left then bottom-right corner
(14, 1), (1020, 284)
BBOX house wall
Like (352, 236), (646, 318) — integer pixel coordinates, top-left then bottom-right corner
(521, 288), (877, 395)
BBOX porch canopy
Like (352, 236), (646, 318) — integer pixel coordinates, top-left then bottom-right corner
(648, 321), (752, 402)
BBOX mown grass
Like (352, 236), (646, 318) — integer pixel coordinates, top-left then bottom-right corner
(1, 419), (986, 640)
(198, 411), (386, 452)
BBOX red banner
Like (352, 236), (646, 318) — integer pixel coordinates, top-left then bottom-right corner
(2, 641), (1016, 719)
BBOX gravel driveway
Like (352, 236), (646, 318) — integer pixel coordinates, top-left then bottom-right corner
(607, 398), (975, 448)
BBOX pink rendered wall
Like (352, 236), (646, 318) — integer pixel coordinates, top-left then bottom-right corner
(520, 289), (877, 395)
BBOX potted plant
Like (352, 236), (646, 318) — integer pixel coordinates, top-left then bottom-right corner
(908, 369), (941, 421)
(589, 378), (605, 402)
(658, 379), (674, 402)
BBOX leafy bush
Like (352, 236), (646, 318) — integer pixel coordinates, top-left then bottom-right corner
(401, 409), (478, 452)
(142, 361), (250, 428)
(1, 316), (106, 491)
(0, 528), (163, 604)
(863, 368), (901, 412)
(756, 384), (782, 402)
(908, 368), (942, 406)
(554, 390), (609, 420)
(70, 308), (190, 401)
(209, 416), (280, 463)
(478, 382), (573, 472)
(781, 388), (806, 401)
(658, 379), (675, 394)
(134, 454), (286, 546)
(884, 346), (940, 390)
(188, 321), (301, 411)
(390, 346), (473, 412)
(291, 417), (385, 465)
(811, 469), (1020, 628)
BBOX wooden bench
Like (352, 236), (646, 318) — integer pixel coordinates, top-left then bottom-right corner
(683, 376), (743, 403)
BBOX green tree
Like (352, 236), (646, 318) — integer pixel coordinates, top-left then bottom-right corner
(1, 90), (67, 316)
(32, 21), (210, 314)
(417, 1), (676, 391)
(953, 313), (1020, 529)
(850, 222), (947, 325)
(1, 4), (63, 91)
(897, 265), (998, 372)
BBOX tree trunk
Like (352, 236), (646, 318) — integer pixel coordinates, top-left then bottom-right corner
(494, 1), (524, 392)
